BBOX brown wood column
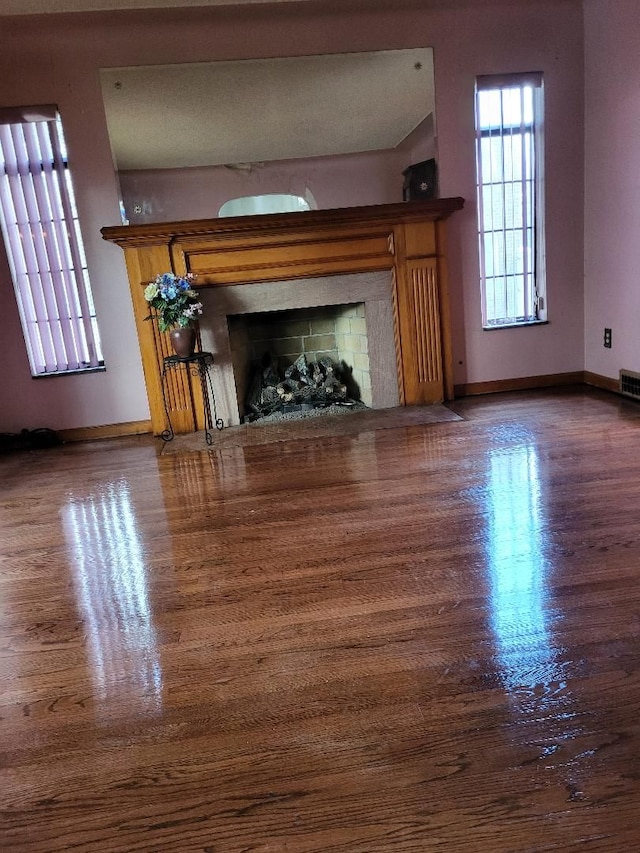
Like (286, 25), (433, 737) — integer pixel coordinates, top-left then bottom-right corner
(121, 243), (204, 436)
(393, 219), (449, 405)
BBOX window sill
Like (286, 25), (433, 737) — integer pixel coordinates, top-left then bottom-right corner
(482, 320), (548, 331)
(32, 365), (106, 379)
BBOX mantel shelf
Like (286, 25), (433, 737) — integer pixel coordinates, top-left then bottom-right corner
(101, 198), (464, 248)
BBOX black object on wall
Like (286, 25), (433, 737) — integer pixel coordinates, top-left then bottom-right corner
(402, 158), (438, 201)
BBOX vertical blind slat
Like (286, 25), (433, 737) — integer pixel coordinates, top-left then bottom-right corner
(1, 124), (57, 371)
(37, 121), (88, 368)
(21, 122), (72, 370)
(50, 118), (100, 368)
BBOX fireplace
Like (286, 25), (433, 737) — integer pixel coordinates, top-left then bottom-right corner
(229, 303), (371, 420)
(198, 271), (400, 427)
(101, 198), (464, 437)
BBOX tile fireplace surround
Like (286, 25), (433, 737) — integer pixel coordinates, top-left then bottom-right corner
(102, 198), (464, 436)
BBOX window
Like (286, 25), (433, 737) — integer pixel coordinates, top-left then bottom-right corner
(475, 73), (546, 328)
(0, 106), (103, 375)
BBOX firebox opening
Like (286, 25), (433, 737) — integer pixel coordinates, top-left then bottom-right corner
(228, 304), (371, 422)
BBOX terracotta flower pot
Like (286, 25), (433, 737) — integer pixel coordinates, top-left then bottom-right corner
(169, 326), (196, 358)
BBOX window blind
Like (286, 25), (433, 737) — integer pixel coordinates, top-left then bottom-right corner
(0, 107), (103, 375)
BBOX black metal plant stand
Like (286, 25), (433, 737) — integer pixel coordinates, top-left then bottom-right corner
(161, 352), (223, 445)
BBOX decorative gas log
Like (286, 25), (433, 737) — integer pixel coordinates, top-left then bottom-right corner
(246, 352), (353, 420)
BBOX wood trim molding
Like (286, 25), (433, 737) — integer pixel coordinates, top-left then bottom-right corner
(583, 371), (620, 394)
(454, 372), (625, 399)
(101, 198), (465, 248)
(56, 374), (624, 444)
(58, 420), (152, 443)
(454, 372), (585, 397)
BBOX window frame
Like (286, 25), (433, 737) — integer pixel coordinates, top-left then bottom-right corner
(474, 72), (546, 330)
(0, 105), (104, 376)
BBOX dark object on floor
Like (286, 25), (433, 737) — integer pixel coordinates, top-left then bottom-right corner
(0, 428), (60, 453)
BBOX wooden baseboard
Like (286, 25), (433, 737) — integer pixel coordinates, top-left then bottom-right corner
(58, 419), (152, 443)
(583, 371), (620, 394)
(454, 372), (585, 398)
(54, 373), (623, 441)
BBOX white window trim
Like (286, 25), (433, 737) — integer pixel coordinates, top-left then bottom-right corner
(475, 73), (546, 329)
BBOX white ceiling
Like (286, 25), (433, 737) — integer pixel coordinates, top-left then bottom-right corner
(1, 0), (436, 172)
(99, 49), (435, 171)
(0, 0), (303, 13)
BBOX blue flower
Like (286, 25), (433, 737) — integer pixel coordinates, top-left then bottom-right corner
(163, 285), (178, 300)
(144, 271), (201, 332)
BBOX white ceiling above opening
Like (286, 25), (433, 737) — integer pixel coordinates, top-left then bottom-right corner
(99, 49), (435, 172)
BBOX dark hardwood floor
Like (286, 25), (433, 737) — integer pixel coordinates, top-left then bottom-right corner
(1, 387), (640, 852)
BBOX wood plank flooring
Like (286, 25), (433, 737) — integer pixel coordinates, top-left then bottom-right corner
(1, 387), (640, 852)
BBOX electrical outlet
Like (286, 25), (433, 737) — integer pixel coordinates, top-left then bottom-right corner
(604, 327), (612, 348)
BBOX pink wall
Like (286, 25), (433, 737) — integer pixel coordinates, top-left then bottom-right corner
(0, 1), (585, 432)
(584, 0), (640, 380)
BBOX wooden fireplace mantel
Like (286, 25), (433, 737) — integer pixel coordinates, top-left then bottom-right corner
(102, 198), (464, 435)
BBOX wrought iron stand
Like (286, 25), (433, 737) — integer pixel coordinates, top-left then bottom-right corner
(161, 352), (223, 445)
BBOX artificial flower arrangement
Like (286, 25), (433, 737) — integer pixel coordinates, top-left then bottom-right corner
(144, 272), (203, 332)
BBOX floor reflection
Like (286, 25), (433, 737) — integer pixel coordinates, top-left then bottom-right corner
(484, 444), (593, 788)
(486, 444), (567, 703)
(63, 481), (163, 716)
